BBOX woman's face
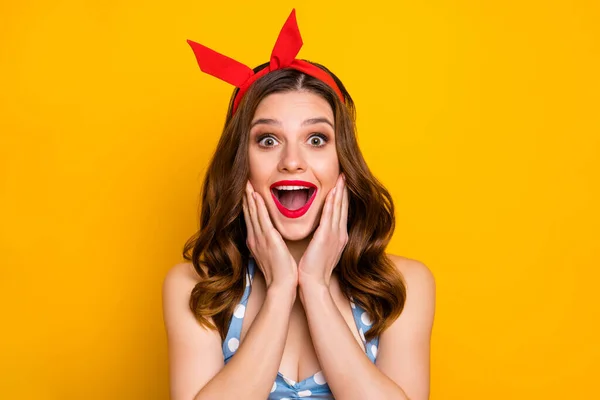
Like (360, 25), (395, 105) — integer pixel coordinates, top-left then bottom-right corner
(248, 90), (340, 241)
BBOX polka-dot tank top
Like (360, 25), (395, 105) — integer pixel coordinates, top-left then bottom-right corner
(222, 257), (380, 399)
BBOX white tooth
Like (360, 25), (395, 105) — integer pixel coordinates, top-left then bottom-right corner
(274, 185), (312, 190)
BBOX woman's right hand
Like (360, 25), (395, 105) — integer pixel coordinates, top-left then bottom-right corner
(243, 181), (298, 291)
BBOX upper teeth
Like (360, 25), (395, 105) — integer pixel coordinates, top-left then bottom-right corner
(274, 185), (312, 190)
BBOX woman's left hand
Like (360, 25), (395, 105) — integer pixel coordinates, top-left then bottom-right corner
(297, 173), (349, 288)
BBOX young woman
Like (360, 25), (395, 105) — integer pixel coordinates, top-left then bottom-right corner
(162, 10), (436, 400)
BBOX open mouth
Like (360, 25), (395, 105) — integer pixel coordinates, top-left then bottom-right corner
(271, 187), (317, 211)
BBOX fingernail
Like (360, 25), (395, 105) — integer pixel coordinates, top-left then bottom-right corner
(252, 192), (257, 199)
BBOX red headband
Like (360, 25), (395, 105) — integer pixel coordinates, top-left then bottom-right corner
(187, 9), (345, 114)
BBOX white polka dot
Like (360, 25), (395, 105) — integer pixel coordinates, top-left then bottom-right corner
(283, 376), (295, 386)
(371, 344), (378, 357)
(270, 382), (276, 393)
(245, 274), (250, 286)
(280, 398), (290, 400)
(361, 311), (372, 326)
(298, 390), (312, 397)
(350, 301), (356, 309)
(359, 328), (365, 342)
(313, 371), (327, 385)
(227, 338), (239, 352)
(233, 304), (245, 318)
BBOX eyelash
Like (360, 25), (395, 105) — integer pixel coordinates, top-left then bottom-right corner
(256, 133), (329, 148)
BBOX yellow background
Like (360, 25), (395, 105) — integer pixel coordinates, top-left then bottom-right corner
(1, 0), (598, 399)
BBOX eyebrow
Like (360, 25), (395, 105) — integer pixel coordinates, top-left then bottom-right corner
(250, 117), (334, 129)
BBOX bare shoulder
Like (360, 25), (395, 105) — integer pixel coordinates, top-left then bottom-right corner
(162, 261), (206, 330)
(377, 258), (434, 398)
(162, 262), (223, 399)
(163, 261), (202, 289)
(381, 253), (436, 345)
(386, 253), (436, 294)
(161, 261), (219, 338)
(162, 261), (209, 327)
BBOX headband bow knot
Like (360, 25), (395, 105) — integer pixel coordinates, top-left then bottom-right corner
(187, 9), (344, 114)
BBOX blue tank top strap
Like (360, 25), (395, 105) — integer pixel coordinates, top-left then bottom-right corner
(222, 258), (256, 362)
(350, 296), (380, 363)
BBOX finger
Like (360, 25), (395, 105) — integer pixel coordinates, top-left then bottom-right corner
(253, 191), (275, 232)
(340, 183), (349, 230)
(246, 181), (262, 235)
(331, 175), (344, 228)
(321, 185), (335, 227)
(242, 194), (255, 245)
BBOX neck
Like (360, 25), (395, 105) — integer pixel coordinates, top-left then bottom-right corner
(284, 232), (316, 306)
(284, 232), (313, 266)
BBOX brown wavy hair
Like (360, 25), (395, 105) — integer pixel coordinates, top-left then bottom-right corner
(183, 61), (406, 342)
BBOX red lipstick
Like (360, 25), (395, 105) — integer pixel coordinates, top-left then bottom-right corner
(270, 180), (318, 219)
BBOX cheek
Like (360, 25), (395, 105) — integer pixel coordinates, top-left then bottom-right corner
(308, 153), (340, 181)
(248, 152), (276, 184)
(248, 152), (263, 178)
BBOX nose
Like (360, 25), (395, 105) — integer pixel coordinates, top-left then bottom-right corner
(277, 141), (306, 173)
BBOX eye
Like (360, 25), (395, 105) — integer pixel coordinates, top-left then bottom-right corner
(308, 133), (329, 147)
(257, 134), (279, 148)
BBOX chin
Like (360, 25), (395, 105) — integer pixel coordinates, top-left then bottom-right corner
(277, 225), (316, 242)
(268, 204), (322, 242)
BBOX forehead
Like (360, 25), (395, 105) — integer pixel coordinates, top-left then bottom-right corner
(252, 91), (334, 122)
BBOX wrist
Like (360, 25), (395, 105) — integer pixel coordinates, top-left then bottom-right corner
(298, 277), (330, 305)
(298, 270), (330, 290)
(266, 281), (297, 304)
